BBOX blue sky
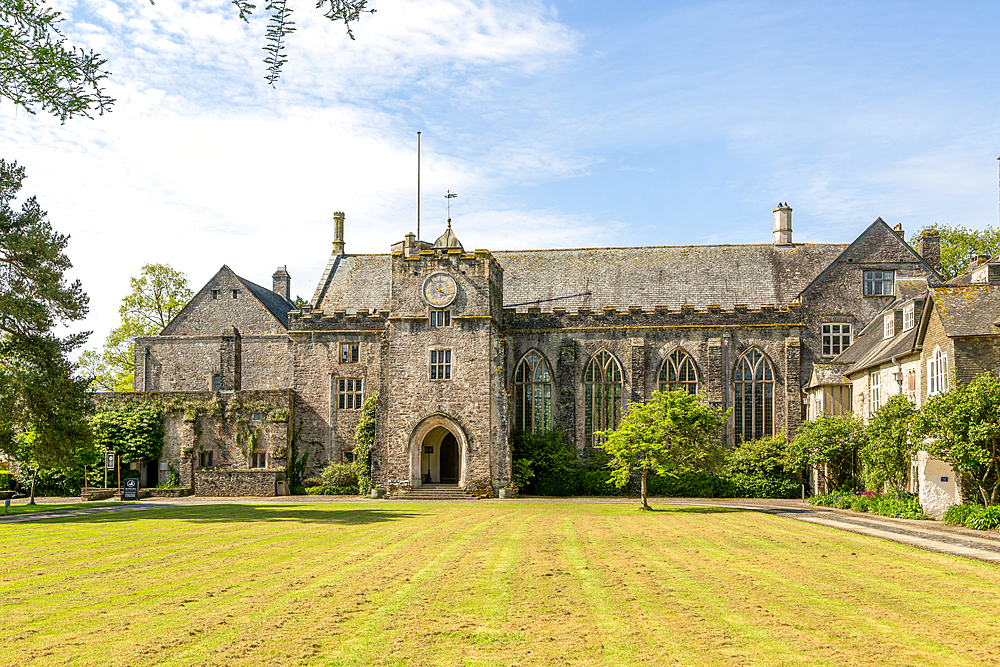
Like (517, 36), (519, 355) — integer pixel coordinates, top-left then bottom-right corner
(2, 1), (1000, 348)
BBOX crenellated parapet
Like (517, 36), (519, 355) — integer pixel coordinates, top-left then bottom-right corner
(288, 307), (391, 332)
(503, 302), (805, 332)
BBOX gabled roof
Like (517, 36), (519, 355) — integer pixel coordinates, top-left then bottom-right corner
(798, 217), (942, 300)
(928, 285), (1000, 337)
(161, 265), (296, 335)
(313, 243), (849, 312)
(806, 363), (852, 389)
(235, 274), (297, 327)
(948, 255), (1000, 285)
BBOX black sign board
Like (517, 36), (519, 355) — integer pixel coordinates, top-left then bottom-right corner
(105, 451), (115, 470)
(123, 477), (139, 501)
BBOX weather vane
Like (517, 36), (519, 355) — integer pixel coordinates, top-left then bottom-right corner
(445, 190), (458, 223)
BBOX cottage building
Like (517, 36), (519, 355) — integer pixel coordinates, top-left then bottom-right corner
(809, 255), (1000, 516)
(132, 206), (942, 496)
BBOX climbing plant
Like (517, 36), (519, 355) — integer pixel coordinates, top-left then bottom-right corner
(352, 390), (378, 494)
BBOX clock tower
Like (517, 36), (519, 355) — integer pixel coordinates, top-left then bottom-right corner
(377, 224), (510, 493)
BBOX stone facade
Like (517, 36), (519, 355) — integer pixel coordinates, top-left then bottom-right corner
(124, 207), (947, 496)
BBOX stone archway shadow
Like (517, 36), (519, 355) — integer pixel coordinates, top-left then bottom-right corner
(408, 413), (470, 489)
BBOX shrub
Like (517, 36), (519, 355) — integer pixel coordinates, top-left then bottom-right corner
(0, 470), (13, 492)
(943, 504), (980, 526)
(867, 492), (928, 520)
(724, 436), (800, 499)
(851, 496), (870, 512)
(302, 477), (323, 489)
(318, 463), (358, 495)
(965, 505), (1000, 531)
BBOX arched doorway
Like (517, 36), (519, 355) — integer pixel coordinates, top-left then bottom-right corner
(409, 415), (468, 488)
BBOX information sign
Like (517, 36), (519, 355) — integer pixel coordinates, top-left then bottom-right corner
(105, 451), (115, 470)
(123, 477), (139, 501)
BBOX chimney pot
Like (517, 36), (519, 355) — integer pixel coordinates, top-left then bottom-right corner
(773, 203), (792, 245)
(272, 265), (291, 301)
(333, 211), (346, 255)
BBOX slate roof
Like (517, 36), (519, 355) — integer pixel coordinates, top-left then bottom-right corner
(313, 243), (849, 312)
(235, 274), (297, 328)
(930, 285), (1000, 336)
(833, 293), (922, 375)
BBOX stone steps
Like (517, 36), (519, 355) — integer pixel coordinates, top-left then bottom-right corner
(397, 485), (477, 501)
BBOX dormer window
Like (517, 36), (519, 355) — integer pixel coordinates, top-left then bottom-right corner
(864, 270), (894, 296)
(903, 303), (914, 331)
(883, 312), (895, 339)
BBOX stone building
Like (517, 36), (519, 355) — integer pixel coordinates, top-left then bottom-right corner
(806, 255), (1000, 516)
(134, 206), (942, 496)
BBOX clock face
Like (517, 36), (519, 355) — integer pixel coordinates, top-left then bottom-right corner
(423, 272), (458, 307)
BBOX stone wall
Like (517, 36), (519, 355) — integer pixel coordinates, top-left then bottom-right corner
(194, 469), (282, 497)
(163, 266), (287, 336)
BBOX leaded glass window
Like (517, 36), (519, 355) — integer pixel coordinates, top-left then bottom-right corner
(514, 350), (552, 434)
(658, 349), (698, 394)
(584, 350), (623, 448)
(733, 349), (774, 443)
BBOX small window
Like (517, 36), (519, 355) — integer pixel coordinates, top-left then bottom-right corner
(822, 323), (852, 357)
(870, 371), (881, 412)
(343, 450), (356, 464)
(341, 343), (360, 364)
(232, 289), (239, 299)
(212, 289), (219, 300)
(903, 303), (914, 331)
(199, 451), (214, 468)
(430, 310), (451, 327)
(250, 452), (266, 468)
(905, 369), (917, 403)
(863, 270), (894, 296)
(430, 349), (452, 380)
(251, 411), (262, 422)
(338, 378), (363, 409)
(883, 313), (895, 340)
(212, 374), (221, 391)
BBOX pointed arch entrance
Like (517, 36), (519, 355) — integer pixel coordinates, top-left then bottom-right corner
(408, 414), (469, 488)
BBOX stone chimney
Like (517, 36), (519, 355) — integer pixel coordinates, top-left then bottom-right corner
(773, 203), (792, 245)
(272, 266), (290, 300)
(892, 223), (905, 240)
(333, 211), (346, 255)
(917, 229), (941, 272)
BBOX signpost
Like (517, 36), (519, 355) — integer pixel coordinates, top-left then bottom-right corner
(123, 477), (139, 502)
(105, 451), (114, 490)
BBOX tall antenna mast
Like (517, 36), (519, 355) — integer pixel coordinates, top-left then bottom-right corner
(445, 190), (458, 224)
(417, 132), (421, 241)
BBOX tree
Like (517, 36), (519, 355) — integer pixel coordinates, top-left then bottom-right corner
(912, 372), (1000, 506)
(232, 1), (375, 85)
(90, 403), (164, 465)
(860, 394), (915, 491)
(599, 390), (728, 510)
(788, 414), (865, 490)
(0, 0), (114, 121)
(0, 159), (94, 503)
(910, 225), (1000, 281)
(83, 263), (191, 392)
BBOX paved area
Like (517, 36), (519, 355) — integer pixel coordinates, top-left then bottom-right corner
(4, 495), (999, 565)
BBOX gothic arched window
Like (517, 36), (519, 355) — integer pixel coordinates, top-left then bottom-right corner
(584, 350), (623, 448)
(514, 350), (553, 434)
(733, 349), (774, 443)
(658, 349), (698, 394)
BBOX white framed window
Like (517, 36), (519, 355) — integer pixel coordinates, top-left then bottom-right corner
(340, 343), (360, 364)
(430, 310), (451, 327)
(903, 303), (914, 331)
(813, 391), (825, 418)
(430, 349), (452, 380)
(870, 371), (881, 413)
(883, 313), (895, 340)
(864, 270), (894, 296)
(337, 378), (363, 409)
(822, 323), (852, 357)
(928, 346), (949, 396)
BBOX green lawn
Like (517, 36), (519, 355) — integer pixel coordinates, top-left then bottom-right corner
(2, 501), (126, 516)
(2, 502), (998, 666)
